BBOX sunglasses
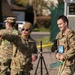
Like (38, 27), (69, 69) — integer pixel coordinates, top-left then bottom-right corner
(21, 28), (29, 31)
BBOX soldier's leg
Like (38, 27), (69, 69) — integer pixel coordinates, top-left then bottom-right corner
(11, 70), (30, 75)
(58, 66), (74, 75)
(23, 71), (30, 75)
(11, 69), (19, 75)
(11, 70), (27, 75)
(0, 65), (8, 75)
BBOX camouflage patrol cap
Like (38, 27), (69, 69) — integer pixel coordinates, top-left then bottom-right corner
(4, 17), (16, 23)
(23, 22), (33, 31)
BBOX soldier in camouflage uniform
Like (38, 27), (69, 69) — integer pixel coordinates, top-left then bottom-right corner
(0, 22), (38, 75)
(54, 15), (75, 75)
(0, 17), (18, 75)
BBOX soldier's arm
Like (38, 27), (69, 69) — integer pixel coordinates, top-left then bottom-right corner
(0, 30), (5, 44)
(2, 34), (18, 44)
(62, 34), (75, 59)
(32, 42), (38, 62)
(32, 42), (38, 56)
(33, 42), (37, 54)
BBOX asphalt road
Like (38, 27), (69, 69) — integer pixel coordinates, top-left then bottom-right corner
(31, 50), (59, 75)
(31, 32), (50, 41)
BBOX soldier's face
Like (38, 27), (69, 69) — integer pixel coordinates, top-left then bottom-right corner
(21, 28), (30, 36)
(5, 22), (10, 28)
(57, 19), (67, 31)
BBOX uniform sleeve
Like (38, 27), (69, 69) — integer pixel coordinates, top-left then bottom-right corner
(33, 42), (37, 54)
(0, 30), (6, 44)
(32, 41), (37, 53)
(2, 34), (18, 44)
(0, 30), (6, 34)
(32, 41), (38, 57)
(62, 34), (75, 59)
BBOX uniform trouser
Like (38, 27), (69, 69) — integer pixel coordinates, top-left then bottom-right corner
(58, 65), (75, 75)
(11, 69), (30, 75)
(0, 65), (10, 75)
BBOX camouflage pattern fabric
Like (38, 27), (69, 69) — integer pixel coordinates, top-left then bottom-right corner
(0, 28), (18, 75)
(11, 70), (30, 75)
(4, 17), (16, 23)
(2, 34), (37, 75)
(56, 30), (75, 75)
(58, 65), (75, 75)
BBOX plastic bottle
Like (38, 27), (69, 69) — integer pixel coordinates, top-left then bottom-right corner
(50, 61), (63, 68)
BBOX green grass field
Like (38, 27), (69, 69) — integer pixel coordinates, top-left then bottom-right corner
(36, 36), (53, 50)
(33, 27), (50, 32)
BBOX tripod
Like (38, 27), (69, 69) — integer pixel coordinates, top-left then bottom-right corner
(34, 41), (49, 75)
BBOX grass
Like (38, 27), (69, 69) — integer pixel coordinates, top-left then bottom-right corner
(36, 36), (53, 50)
(33, 27), (50, 32)
(33, 27), (52, 50)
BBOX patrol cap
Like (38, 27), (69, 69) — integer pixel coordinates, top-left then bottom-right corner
(23, 22), (33, 31)
(4, 17), (16, 23)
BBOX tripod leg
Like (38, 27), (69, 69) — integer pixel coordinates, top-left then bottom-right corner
(42, 57), (49, 75)
(34, 56), (41, 75)
(40, 56), (43, 75)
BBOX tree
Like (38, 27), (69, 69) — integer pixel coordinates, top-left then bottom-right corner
(50, 0), (64, 42)
(14, 0), (58, 16)
(14, 0), (29, 6)
(32, 0), (59, 16)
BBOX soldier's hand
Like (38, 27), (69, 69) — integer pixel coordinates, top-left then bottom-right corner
(32, 55), (37, 62)
(59, 55), (64, 61)
(0, 35), (3, 38)
(56, 53), (60, 60)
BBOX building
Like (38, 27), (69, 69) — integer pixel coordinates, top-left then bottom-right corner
(1, 0), (34, 24)
(64, 0), (75, 30)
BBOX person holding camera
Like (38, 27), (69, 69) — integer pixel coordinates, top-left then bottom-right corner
(54, 15), (75, 75)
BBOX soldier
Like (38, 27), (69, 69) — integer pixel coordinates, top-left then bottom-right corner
(53, 15), (75, 75)
(0, 17), (18, 75)
(0, 22), (38, 75)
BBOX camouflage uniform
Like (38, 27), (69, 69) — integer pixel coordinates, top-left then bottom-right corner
(2, 34), (37, 75)
(2, 22), (37, 75)
(0, 17), (18, 75)
(56, 30), (75, 75)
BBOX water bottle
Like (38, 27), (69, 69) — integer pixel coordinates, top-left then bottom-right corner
(50, 61), (63, 68)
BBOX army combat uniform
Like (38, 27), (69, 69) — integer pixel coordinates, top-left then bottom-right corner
(0, 28), (18, 75)
(2, 34), (37, 75)
(56, 30), (75, 75)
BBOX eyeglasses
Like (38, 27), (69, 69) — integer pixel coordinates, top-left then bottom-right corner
(21, 28), (29, 31)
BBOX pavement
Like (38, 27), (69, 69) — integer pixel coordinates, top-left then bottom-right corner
(30, 49), (59, 75)
(31, 32), (50, 34)
(30, 32), (58, 75)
